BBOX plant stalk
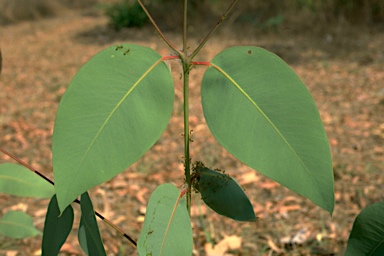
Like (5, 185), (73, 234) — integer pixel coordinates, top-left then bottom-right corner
(182, 0), (192, 215)
(183, 62), (191, 214)
(183, 0), (188, 54)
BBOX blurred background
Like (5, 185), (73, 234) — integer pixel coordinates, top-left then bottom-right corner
(1, 0), (383, 255)
(1, 0), (383, 28)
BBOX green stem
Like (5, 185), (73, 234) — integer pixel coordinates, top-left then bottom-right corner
(182, 0), (192, 215)
(190, 0), (239, 59)
(183, 62), (191, 214)
(183, 0), (188, 54)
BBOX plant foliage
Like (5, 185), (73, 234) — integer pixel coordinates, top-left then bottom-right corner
(137, 184), (193, 256)
(78, 192), (106, 255)
(201, 46), (334, 214)
(0, 163), (54, 198)
(52, 44), (174, 212)
(0, 211), (41, 239)
(192, 162), (257, 221)
(345, 202), (384, 256)
(42, 195), (74, 256)
(103, 1), (148, 30)
(0, 0), (345, 255)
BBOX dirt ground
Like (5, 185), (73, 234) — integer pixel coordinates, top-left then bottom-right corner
(0, 6), (384, 256)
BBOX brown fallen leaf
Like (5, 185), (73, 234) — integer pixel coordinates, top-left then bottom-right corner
(264, 234), (285, 254)
(280, 228), (310, 245)
(5, 251), (18, 256)
(237, 171), (260, 186)
(204, 235), (242, 256)
(60, 243), (82, 255)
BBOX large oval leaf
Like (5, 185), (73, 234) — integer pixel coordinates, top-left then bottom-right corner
(53, 44), (174, 212)
(42, 195), (74, 256)
(0, 211), (41, 239)
(345, 202), (384, 256)
(138, 184), (192, 256)
(0, 163), (54, 198)
(201, 46), (334, 214)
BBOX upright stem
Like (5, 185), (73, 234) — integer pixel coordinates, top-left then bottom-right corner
(183, 64), (191, 214)
(183, 0), (188, 54)
(182, 0), (192, 214)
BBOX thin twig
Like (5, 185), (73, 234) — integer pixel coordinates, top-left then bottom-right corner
(137, 0), (181, 56)
(0, 147), (137, 247)
(190, 0), (239, 60)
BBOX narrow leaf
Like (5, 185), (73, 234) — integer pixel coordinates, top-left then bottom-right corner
(42, 195), (74, 256)
(0, 211), (41, 238)
(53, 44), (174, 212)
(201, 46), (334, 214)
(0, 163), (54, 198)
(138, 184), (192, 256)
(78, 192), (106, 256)
(345, 202), (384, 256)
(193, 162), (257, 221)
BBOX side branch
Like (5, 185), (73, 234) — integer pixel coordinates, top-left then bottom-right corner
(137, 0), (181, 56)
(190, 0), (239, 59)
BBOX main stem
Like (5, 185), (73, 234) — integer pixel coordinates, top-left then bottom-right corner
(182, 0), (192, 214)
(183, 64), (191, 214)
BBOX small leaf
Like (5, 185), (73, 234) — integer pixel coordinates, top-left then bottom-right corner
(53, 44), (174, 212)
(193, 163), (257, 222)
(42, 195), (74, 256)
(201, 46), (334, 214)
(138, 184), (192, 256)
(345, 202), (384, 256)
(0, 211), (41, 239)
(78, 192), (106, 256)
(0, 163), (54, 198)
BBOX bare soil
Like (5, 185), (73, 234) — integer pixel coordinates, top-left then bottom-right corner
(0, 7), (383, 256)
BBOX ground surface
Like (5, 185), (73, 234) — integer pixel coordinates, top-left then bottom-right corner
(0, 7), (384, 256)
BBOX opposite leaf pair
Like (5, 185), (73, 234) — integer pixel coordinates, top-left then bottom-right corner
(42, 193), (106, 256)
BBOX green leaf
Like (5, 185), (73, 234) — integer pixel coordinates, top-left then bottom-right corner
(0, 211), (41, 238)
(52, 44), (174, 212)
(345, 202), (384, 256)
(42, 195), (74, 256)
(78, 192), (106, 256)
(193, 163), (257, 222)
(138, 184), (192, 256)
(0, 163), (54, 198)
(201, 46), (334, 214)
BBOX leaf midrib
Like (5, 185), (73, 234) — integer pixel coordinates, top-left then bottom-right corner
(210, 63), (319, 192)
(75, 58), (165, 175)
